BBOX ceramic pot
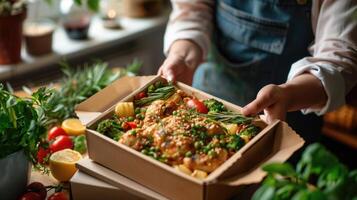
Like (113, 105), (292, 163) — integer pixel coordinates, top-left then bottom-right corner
(24, 19), (55, 56)
(0, 11), (26, 65)
(0, 151), (31, 200)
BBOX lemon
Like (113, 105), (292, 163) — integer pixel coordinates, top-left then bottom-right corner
(49, 149), (82, 182)
(115, 102), (134, 117)
(62, 118), (86, 136)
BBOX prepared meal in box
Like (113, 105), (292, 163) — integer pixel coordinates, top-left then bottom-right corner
(95, 79), (263, 179)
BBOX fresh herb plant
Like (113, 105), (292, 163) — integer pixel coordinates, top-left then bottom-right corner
(25, 61), (141, 127)
(0, 84), (47, 170)
(253, 143), (357, 200)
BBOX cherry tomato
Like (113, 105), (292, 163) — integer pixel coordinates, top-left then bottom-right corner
(37, 147), (50, 164)
(186, 99), (208, 114)
(135, 91), (147, 100)
(19, 192), (41, 200)
(122, 121), (137, 131)
(26, 182), (47, 200)
(50, 135), (73, 153)
(48, 192), (68, 200)
(48, 127), (67, 141)
(126, 122), (137, 129)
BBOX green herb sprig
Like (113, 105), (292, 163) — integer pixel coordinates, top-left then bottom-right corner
(203, 111), (254, 124)
(134, 84), (176, 106)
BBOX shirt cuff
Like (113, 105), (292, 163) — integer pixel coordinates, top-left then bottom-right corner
(288, 58), (346, 115)
(164, 29), (210, 60)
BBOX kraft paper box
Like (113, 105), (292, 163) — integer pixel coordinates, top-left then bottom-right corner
(71, 159), (167, 200)
(75, 75), (305, 200)
(70, 170), (136, 200)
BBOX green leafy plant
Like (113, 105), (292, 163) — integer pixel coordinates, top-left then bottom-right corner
(253, 143), (357, 200)
(25, 60), (142, 127)
(0, 84), (47, 170)
(0, 0), (26, 16)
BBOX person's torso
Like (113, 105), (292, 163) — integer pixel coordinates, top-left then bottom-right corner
(213, 0), (314, 84)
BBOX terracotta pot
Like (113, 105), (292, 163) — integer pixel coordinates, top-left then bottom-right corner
(0, 11), (26, 65)
(122, 0), (163, 18)
(0, 151), (31, 200)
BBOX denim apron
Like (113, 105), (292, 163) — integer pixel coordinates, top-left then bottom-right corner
(193, 0), (322, 145)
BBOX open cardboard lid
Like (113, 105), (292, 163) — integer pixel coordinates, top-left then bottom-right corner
(76, 76), (305, 188)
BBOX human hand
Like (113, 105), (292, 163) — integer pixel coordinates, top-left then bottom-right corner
(241, 84), (289, 124)
(158, 40), (203, 85)
(242, 73), (327, 124)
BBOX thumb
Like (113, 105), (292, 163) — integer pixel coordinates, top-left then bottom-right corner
(241, 84), (280, 116)
(165, 68), (175, 82)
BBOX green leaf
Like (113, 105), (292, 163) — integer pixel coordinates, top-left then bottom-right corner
(252, 185), (276, 200)
(87, 0), (99, 12)
(73, 135), (87, 154)
(263, 162), (297, 177)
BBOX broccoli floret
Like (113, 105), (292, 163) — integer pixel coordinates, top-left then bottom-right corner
(226, 135), (245, 151)
(97, 119), (124, 140)
(203, 99), (227, 113)
(240, 125), (260, 139)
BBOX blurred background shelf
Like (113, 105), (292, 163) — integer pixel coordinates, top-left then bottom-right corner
(0, 12), (168, 88)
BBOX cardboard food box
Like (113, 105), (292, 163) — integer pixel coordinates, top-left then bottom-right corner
(76, 75), (304, 200)
(71, 159), (167, 200)
(71, 170), (135, 200)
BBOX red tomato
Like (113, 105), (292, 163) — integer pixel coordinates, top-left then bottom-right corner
(19, 192), (42, 200)
(48, 192), (68, 200)
(135, 92), (147, 100)
(26, 182), (47, 200)
(122, 122), (137, 130)
(48, 127), (67, 141)
(126, 122), (137, 129)
(186, 99), (208, 114)
(37, 147), (50, 164)
(50, 135), (73, 153)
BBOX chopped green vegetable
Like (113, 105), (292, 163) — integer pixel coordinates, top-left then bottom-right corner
(185, 151), (192, 157)
(96, 119), (124, 140)
(203, 99), (227, 113)
(240, 125), (260, 138)
(226, 135), (244, 151)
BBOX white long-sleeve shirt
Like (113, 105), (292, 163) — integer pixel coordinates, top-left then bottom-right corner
(164, 0), (357, 115)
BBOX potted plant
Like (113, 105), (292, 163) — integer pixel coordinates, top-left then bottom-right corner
(0, 0), (99, 63)
(0, 85), (47, 200)
(0, 0), (26, 64)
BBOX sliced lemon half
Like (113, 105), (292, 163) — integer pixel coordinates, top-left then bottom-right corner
(62, 118), (86, 136)
(49, 149), (82, 182)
